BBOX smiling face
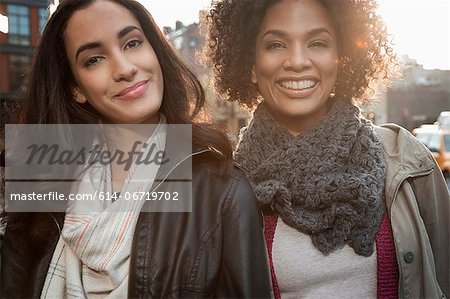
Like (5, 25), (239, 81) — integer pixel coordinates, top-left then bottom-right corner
(252, 0), (338, 135)
(64, 0), (164, 124)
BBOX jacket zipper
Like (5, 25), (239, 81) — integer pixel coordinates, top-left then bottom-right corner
(47, 212), (62, 234)
(389, 167), (433, 298)
(149, 149), (211, 193)
(128, 148), (212, 295)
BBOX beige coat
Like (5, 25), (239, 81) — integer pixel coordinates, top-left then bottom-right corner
(376, 124), (449, 298)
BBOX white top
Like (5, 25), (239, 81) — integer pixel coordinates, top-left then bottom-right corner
(273, 217), (377, 299)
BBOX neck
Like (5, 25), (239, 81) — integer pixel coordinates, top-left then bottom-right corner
(266, 104), (328, 136)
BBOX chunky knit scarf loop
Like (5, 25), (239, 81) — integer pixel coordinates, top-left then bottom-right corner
(235, 99), (386, 257)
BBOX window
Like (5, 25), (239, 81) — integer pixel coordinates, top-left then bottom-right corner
(9, 55), (30, 91)
(188, 37), (198, 48)
(39, 7), (49, 34)
(444, 135), (450, 152)
(173, 36), (183, 50)
(427, 133), (441, 153)
(415, 132), (441, 153)
(7, 4), (30, 45)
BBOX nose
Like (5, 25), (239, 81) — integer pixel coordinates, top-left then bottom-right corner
(283, 44), (312, 71)
(112, 54), (137, 82)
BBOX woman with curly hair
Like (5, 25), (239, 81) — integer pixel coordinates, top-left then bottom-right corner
(203, 0), (450, 298)
(1, 0), (272, 297)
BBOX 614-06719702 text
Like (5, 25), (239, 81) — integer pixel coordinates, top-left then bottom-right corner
(9, 191), (179, 201)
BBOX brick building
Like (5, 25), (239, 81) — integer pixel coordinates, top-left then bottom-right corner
(0, 0), (50, 124)
(372, 57), (450, 130)
(165, 21), (251, 143)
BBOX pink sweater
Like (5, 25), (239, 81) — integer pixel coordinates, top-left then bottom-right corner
(263, 212), (399, 299)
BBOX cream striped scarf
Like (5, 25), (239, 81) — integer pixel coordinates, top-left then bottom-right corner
(41, 116), (167, 298)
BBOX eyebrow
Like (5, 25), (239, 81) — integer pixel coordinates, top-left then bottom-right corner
(117, 25), (141, 39)
(262, 27), (333, 39)
(75, 26), (142, 61)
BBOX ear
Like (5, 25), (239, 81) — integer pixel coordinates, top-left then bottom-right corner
(251, 65), (257, 84)
(73, 88), (87, 104)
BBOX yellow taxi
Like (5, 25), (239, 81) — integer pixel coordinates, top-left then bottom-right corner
(412, 124), (450, 178)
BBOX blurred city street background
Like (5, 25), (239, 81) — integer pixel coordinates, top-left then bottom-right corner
(0, 0), (449, 189)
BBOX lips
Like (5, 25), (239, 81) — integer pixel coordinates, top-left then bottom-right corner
(276, 77), (319, 99)
(115, 80), (149, 100)
(278, 79), (317, 90)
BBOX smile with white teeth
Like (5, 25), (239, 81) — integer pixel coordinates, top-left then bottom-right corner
(279, 80), (317, 90)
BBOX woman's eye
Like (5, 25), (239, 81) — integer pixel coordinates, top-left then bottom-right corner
(266, 42), (285, 50)
(310, 41), (328, 48)
(125, 39), (143, 50)
(84, 56), (103, 67)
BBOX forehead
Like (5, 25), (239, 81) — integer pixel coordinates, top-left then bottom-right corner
(260, 0), (334, 34)
(64, 0), (142, 49)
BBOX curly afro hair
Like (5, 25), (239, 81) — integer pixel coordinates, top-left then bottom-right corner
(202, 0), (396, 108)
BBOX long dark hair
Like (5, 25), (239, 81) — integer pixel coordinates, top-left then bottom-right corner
(17, 0), (232, 167)
(4, 1), (233, 270)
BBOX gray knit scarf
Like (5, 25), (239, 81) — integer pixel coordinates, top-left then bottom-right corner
(235, 99), (386, 257)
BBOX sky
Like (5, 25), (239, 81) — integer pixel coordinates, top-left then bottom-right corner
(140, 0), (211, 28)
(139, 0), (450, 71)
(377, 0), (449, 70)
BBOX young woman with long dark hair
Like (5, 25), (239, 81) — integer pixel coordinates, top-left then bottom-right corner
(1, 0), (272, 297)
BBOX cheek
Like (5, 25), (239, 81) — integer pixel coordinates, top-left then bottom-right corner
(139, 44), (161, 70)
(324, 52), (339, 75)
(255, 52), (281, 83)
(319, 55), (338, 84)
(78, 74), (104, 98)
(75, 72), (110, 106)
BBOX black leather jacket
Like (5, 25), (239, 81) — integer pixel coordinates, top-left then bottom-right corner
(1, 130), (272, 298)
